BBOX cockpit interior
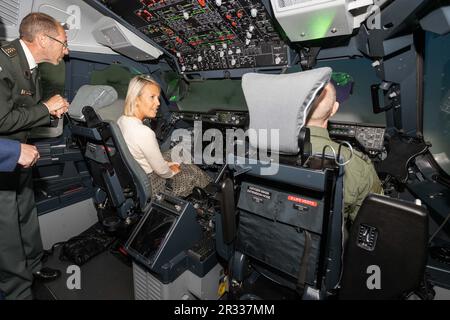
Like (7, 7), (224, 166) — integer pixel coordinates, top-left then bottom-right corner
(1, 0), (450, 301)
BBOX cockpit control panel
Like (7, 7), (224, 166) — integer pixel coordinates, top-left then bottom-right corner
(172, 110), (248, 126)
(328, 121), (386, 156)
(97, 0), (290, 73)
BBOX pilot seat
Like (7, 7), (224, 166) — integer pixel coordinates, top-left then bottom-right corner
(228, 68), (429, 300)
(227, 68), (345, 299)
(68, 85), (150, 232)
(68, 84), (226, 300)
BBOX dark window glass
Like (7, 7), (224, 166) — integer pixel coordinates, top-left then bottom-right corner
(176, 79), (248, 113)
(39, 62), (66, 100)
(316, 58), (386, 125)
(423, 32), (450, 175)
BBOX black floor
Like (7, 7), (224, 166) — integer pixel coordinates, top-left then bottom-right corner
(33, 246), (134, 300)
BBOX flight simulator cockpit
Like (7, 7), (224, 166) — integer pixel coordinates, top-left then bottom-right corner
(2, 0), (450, 301)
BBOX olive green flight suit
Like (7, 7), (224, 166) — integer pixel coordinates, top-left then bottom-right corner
(308, 126), (383, 222)
(0, 39), (51, 300)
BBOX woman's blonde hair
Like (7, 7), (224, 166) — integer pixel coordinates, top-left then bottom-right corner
(123, 75), (161, 117)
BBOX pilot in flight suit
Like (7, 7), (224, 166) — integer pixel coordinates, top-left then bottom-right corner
(0, 12), (69, 300)
(307, 83), (383, 223)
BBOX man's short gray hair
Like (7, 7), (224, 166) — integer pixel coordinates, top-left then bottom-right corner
(19, 12), (61, 42)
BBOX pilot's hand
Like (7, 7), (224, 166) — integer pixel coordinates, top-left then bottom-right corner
(169, 162), (181, 174)
(18, 143), (40, 168)
(44, 95), (69, 118)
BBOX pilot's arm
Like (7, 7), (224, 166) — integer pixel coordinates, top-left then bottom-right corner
(344, 150), (383, 222)
(0, 69), (51, 134)
(140, 127), (176, 179)
(0, 61), (69, 134)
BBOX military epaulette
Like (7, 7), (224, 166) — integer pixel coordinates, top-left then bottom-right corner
(1, 44), (17, 58)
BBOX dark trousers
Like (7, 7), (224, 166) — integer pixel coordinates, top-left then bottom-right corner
(0, 168), (43, 300)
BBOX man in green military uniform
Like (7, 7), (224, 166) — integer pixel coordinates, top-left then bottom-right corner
(0, 12), (70, 300)
(306, 83), (383, 223)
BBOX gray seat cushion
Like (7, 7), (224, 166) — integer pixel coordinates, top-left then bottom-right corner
(96, 99), (125, 122)
(242, 68), (332, 155)
(69, 85), (118, 121)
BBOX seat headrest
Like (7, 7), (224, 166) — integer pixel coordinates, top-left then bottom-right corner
(69, 85), (118, 121)
(242, 67), (332, 155)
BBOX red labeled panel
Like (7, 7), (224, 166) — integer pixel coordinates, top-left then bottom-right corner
(287, 195), (318, 208)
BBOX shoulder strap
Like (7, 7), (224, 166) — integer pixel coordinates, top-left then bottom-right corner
(296, 230), (312, 292)
(1, 41), (36, 95)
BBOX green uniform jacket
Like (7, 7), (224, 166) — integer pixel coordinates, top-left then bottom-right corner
(0, 39), (50, 143)
(308, 126), (383, 222)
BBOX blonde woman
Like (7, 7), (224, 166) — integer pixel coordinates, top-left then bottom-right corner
(117, 75), (211, 198)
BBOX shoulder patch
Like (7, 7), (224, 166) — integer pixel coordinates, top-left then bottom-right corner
(1, 45), (17, 58)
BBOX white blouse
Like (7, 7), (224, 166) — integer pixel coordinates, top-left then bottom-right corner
(117, 115), (174, 178)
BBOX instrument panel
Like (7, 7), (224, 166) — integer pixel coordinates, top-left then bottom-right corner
(172, 110), (248, 126)
(97, 0), (290, 73)
(328, 121), (386, 156)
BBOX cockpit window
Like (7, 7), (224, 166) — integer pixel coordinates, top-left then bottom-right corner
(90, 64), (137, 99)
(315, 58), (386, 125)
(173, 79), (248, 113)
(423, 32), (450, 175)
(39, 62), (66, 101)
(169, 57), (387, 120)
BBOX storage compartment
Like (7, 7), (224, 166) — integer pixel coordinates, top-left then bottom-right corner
(33, 143), (94, 215)
(236, 182), (325, 285)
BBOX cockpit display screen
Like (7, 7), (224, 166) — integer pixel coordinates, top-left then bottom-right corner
(128, 209), (176, 263)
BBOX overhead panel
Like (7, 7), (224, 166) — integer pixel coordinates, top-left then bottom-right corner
(96, 0), (290, 74)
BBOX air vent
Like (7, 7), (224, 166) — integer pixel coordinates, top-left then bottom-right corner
(0, 0), (20, 26)
(133, 263), (163, 300)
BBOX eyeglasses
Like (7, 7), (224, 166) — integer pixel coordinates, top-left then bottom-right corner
(46, 34), (68, 49)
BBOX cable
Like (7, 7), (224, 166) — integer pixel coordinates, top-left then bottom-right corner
(320, 141), (354, 169)
(319, 143), (353, 290)
(334, 197), (346, 291)
(337, 141), (354, 166)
